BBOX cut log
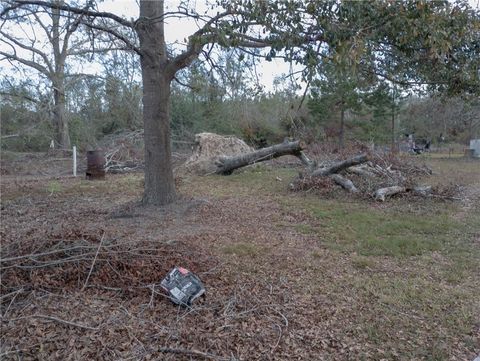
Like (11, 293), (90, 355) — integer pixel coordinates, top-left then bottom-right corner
(289, 153), (368, 190)
(347, 165), (376, 178)
(298, 151), (315, 171)
(330, 174), (359, 193)
(374, 186), (406, 201)
(412, 185), (432, 197)
(215, 140), (304, 175)
(311, 154), (369, 177)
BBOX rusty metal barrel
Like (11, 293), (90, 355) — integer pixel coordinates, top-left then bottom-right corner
(86, 150), (106, 180)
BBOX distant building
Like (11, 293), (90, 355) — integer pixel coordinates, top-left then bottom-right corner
(470, 139), (480, 158)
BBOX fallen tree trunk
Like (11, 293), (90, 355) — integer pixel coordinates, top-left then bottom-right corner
(330, 174), (359, 193)
(215, 140), (304, 175)
(298, 151), (315, 171)
(311, 154), (369, 177)
(289, 153), (367, 191)
(412, 185), (432, 197)
(374, 186), (406, 201)
(347, 165), (376, 178)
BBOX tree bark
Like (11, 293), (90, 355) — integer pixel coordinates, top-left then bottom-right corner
(289, 153), (365, 192)
(412, 185), (432, 197)
(137, 0), (176, 205)
(390, 85), (396, 153)
(347, 165), (376, 178)
(298, 151), (315, 171)
(51, 1), (70, 149)
(339, 106), (345, 149)
(52, 79), (70, 148)
(330, 174), (358, 193)
(215, 140), (304, 175)
(374, 186), (406, 201)
(311, 153), (368, 177)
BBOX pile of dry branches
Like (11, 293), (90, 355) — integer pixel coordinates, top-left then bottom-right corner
(0, 230), (215, 301)
(289, 150), (440, 201)
(102, 130), (145, 173)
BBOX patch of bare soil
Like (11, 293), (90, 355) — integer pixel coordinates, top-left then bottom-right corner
(1, 151), (84, 178)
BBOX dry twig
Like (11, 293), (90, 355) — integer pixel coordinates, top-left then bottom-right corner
(158, 347), (231, 360)
(81, 231), (106, 291)
(4, 314), (99, 331)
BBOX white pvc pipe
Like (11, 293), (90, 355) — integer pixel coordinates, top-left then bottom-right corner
(73, 146), (77, 177)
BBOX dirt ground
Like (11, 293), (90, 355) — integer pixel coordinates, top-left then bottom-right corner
(1, 153), (479, 360)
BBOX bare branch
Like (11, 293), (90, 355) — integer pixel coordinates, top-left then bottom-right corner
(0, 30), (53, 74)
(32, 11), (53, 43)
(0, 90), (39, 103)
(0, 49), (50, 76)
(61, 6), (89, 58)
(168, 9), (234, 73)
(81, 21), (140, 55)
(173, 75), (194, 89)
(2, 0), (134, 28)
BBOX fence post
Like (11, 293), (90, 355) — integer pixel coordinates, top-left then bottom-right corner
(73, 146), (77, 177)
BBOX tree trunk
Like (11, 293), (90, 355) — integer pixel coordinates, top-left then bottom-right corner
(51, 2), (70, 149)
(339, 106), (345, 149)
(289, 153), (367, 191)
(215, 140), (305, 175)
(138, 0), (176, 205)
(52, 80), (70, 149)
(330, 174), (358, 193)
(374, 186), (406, 201)
(391, 86), (396, 153)
(311, 153), (368, 177)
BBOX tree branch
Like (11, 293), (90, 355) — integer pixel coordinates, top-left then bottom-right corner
(2, 0), (134, 28)
(81, 21), (140, 55)
(32, 11), (53, 43)
(0, 30), (53, 74)
(0, 49), (50, 76)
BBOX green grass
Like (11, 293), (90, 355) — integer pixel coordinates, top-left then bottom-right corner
(187, 167), (297, 198)
(351, 255), (376, 269)
(293, 223), (317, 234)
(46, 180), (62, 195)
(222, 242), (263, 257)
(297, 200), (458, 257)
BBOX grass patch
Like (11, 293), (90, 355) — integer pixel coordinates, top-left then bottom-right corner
(46, 180), (62, 195)
(293, 223), (317, 234)
(303, 201), (459, 257)
(222, 242), (263, 257)
(351, 255), (375, 269)
(185, 167), (297, 198)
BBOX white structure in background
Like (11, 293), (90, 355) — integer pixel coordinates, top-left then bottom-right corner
(73, 146), (77, 177)
(470, 139), (480, 157)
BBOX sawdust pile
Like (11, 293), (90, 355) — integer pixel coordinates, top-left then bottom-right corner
(178, 132), (253, 175)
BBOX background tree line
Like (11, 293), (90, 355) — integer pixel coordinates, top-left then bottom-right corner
(2, 50), (478, 152)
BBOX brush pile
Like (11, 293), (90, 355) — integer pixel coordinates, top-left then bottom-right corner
(101, 130), (192, 173)
(289, 149), (439, 201)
